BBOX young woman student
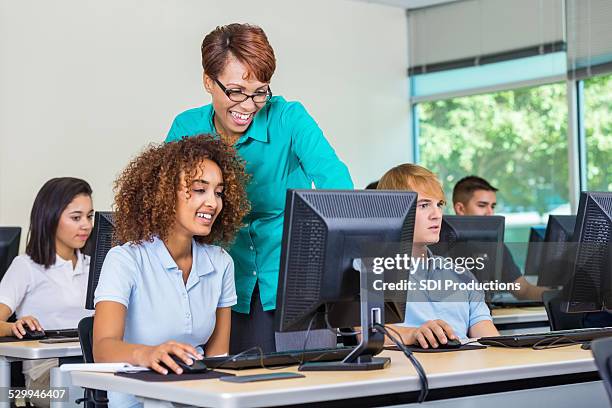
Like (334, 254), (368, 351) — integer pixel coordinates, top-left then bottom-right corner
(0, 177), (95, 406)
(92, 135), (249, 407)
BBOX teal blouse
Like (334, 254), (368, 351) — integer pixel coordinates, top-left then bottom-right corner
(166, 96), (354, 313)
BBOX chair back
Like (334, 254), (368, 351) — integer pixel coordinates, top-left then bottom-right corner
(76, 316), (108, 407)
(542, 290), (584, 331)
(78, 316), (95, 363)
(591, 337), (612, 403)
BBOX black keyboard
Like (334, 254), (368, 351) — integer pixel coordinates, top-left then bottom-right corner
(488, 300), (544, 309)
(479, 327), (612, 347)
(202, 346), (354, 369)
(44, 329), (79, 339)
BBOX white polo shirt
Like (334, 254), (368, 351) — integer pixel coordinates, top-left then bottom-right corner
(0, 251), (93, 329)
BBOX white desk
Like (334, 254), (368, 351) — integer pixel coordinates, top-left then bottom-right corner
(70, 345), (605, 408)
(491, 306), (550, 335)
(0, 340), (82, 408)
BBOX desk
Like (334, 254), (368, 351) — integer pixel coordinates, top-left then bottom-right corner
(70, 345), (605, 408)
(491, 307), (550, 335)
(0, 340), (82, 408)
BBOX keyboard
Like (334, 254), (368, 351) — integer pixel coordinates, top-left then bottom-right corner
(488, 300), (544, 309)
(488, 292), (543, 308)
(44, 329), (79, 339)
(202, 346), (354, 369)
(479, 327), (612, 347)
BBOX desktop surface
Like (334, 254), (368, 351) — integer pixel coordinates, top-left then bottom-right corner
(70, 346), (597, 408)
(0, 339), (81, 359)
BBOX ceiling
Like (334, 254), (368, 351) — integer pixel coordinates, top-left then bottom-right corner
(350, 0), (460, 10)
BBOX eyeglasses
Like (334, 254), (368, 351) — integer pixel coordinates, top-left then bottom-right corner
(214, 78), (272, 103)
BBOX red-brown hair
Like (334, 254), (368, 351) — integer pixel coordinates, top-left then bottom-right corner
(201, 23), (276, 82)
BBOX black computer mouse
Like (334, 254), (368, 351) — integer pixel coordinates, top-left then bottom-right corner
(23, 327), (46, 340)
(166, 355), (209, 374)
(434, 338), (462, 349)
(581, 342), (591, 350)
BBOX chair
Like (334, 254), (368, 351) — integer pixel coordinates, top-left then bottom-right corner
(542, 290), (584, 331)
(75, 316), (108, 408)
(591, 337), (612, 404)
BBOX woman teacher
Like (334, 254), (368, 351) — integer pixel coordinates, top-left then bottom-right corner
(166, 23), (353, 353)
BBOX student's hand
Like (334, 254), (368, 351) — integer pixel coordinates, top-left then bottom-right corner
(412, 320), (457, 348)
(134, 341), (203, 375)
(12, 316), (43, 339)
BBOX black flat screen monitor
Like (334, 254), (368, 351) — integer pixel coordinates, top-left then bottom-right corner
(85, 212), (116, 310)
(0, 227), (21, 282)
(275, 189), (417, 333)
(524, 226), (546, 276)
(275, 189), (417, 370)
(537, 215), (576, 287)
(429, 215), (505, 289)
(565, 192), (612, 313)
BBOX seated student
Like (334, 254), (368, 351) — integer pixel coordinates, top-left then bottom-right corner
(452, 176), (547, 301)
(0, 177), (95, 407)
(377, 164), (499, 348)
(93, 135), (249, 408)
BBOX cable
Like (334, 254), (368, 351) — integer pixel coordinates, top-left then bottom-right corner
(213, 312), (348, 371)
(212, 346), (293, 371)
(298, 312), (318, 365)
(324, 304), (361, 336)
(478, 336), (584, 350)
(374, 324), (429, 403)
(531, 336), (582, 350)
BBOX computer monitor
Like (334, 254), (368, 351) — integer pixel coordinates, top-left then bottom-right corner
(429, 215), (505, 290)
(275, 189), (417, 370)
(524, 226), (546, 276)
(565, 192), (612, 313)
(85, 212), (116, 310)
(536, 215), (576, 287)
(0, 227), (21, 282)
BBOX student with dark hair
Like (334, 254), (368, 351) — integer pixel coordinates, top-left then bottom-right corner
(0, 177), (95, 406)
(452, 175), (547, 300)
(166, 23), (353, 353)
(365, 180), (379, 190)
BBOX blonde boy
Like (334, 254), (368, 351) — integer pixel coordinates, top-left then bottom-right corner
(378, 164), (499, 348)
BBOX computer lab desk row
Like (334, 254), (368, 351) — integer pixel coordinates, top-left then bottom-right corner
(0, 307), (549, 407)
(491, 306), (551, 334)
(0, 339), (82, 408)
(69, 345), (605, 408)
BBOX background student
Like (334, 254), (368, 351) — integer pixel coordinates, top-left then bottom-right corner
(378, 164), (499, 348)
(166, 23), (353, 353)
(0, 177), (95, 407)
(93, 135), (249, 408)
(452, 176), (547, 301)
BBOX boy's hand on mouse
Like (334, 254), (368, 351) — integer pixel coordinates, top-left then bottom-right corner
(134, 341), (203, 375)
(413, 320), (457, 349)
(12, 316), (43, 339)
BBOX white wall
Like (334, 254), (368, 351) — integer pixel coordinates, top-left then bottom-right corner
(0, 0), (411, 250)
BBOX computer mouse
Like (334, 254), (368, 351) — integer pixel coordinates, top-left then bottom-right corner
(581, 342), (591, 350)
(433, 338), (462, 349)
(22, 327), (46, 340)
(166, 354), (209, 374)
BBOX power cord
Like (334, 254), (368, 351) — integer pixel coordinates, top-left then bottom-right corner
(479, 336), (584, 350)
(374, 323), (429, 403)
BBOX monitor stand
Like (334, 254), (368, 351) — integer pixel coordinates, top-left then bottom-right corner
(299, 259), (391, 371)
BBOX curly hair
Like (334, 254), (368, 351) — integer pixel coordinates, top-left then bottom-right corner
(113, 134), (250, 246)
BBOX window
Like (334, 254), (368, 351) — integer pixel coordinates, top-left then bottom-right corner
(417, 83), (569, 267)
(583, 73), (612, 192)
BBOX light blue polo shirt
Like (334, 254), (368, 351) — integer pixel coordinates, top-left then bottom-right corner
(94, 236), (236, 408)
(401, 251), (492, 339)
